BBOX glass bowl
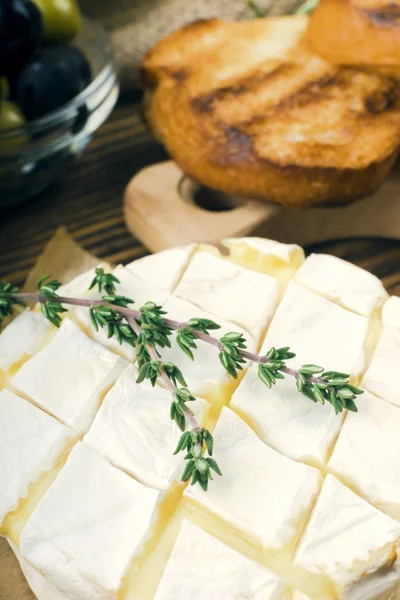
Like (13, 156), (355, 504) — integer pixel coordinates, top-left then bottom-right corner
(0, 18), (119, 209)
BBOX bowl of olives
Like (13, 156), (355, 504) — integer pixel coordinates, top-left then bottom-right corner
(0, 0), (119, 208)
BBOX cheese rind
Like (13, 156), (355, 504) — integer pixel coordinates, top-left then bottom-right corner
(262, 281), (369, 378)
(0, 310), (53, 373)
(154, 519), (289, 600)
(328, 390), (400, 520)
(11, 319), (127, 434)
(20, 443), (162, 600)
(294, 474), (400, 600)
(382, 296), (400, 331)
(84, 364), (209, 490)
(158, 296), (256, 405)
(184, 407), (322, 550)
(174, 251), (279, 342)
(230, 364), (344, 466)
(125, 245), (196, 292)
(295, 253), (387, 316)
(224, 237), (304, 267)
(363, 328), (400, 409)
(0, 389), (76, 527)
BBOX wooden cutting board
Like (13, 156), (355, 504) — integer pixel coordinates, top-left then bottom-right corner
(124, 160), (400, 253)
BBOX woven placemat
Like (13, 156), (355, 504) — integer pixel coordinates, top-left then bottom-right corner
(79, 0), (298, 87)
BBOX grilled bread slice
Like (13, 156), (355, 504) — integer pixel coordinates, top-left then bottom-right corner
(141, 15), (400, 207)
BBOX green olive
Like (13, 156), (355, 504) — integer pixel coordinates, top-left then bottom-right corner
(33, 0), (82, 42)
(0, 101), (26, 152)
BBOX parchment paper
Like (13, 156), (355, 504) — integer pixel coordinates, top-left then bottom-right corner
(0, 227), (100, 600)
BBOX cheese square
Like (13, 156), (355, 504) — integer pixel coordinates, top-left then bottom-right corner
(363, 328), (400, 408)
(295, 253), (387, 316)
(9, 540), (69, 600)
(184, 408), (322, 551)
(158, 296), (257, 410)
(294, 474), (400, 600)
(382, 296), (400, 331)
(126, 244), (196, 292)
(0, 389), (76, 528)
(11, 319), (127, 434)
(154, 520), (289, 600)
(72, 265), (168, 361)
(84, 364), (209, 490)
(174, 251), (279, 342)
(223, 236), (304, 284)
(328, 390), (400, 520)
(0, 310), (53, 375)
(20, 443), (162, 600)
(262, 281), (369, 379)
(230, 364), (344, 466)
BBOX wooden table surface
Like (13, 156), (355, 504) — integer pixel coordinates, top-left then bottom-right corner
(2, 91), (400, 599)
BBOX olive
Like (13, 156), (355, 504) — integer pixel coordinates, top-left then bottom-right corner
(32, 0), (82, 42)
(0, 105), (26, 153)
(17, 44), (92, 120)
(0, 0), (43, 79)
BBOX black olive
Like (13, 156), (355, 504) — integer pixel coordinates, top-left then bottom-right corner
(17, 44), (92, 121)
(0, 0), (43, 79)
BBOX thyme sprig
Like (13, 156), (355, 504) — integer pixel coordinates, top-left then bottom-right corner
(0, 282), (25, 326)
(124, 312), (218, 491)
(36, 275), (67, 327)
(4, 268), (364, 490)
(246, 0), (265, 18)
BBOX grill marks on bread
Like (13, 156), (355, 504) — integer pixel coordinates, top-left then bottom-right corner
(142, 16), (400, 206)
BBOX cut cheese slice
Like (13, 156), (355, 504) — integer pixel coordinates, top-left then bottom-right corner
(382, 296), (400, 331)
(0, 389), (76, 530)
(294, 474), (400, 600)
(9, 540), (69, 600)
(125, 245), (197, 292)
(295, 253), (387, 316)
(184, 407), (322, 553)
(230, 364), (344, 467)
(84, 364), (209, 490)
(174, 250), (279, 343)
(11, 319), (127, 434)
(72, 265), (168, 361)
(0, 310), (54, 381)
(19, 443), (162, 600)
(328, 390), (400, 520)
(363, 328), (400, 409)
(223, 237), (304, 286)
(153, 519), (290, 600)
(158, 295), (257, 416)
(262, 281), (369, 380)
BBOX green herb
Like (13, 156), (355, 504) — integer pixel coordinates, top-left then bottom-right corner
(294, 0), (320, 15)
(246, 0), (265, 18)
(0, 282), (25, 326)
(36, 275), (68, 327)
(89, 267), (120, 295)
(5, 273), (364, 491)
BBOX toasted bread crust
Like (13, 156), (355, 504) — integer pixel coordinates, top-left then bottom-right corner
(142, 16), (400, 207)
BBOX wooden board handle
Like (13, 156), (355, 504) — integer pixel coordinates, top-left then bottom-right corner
(124, 161), (277, 252)
(124, 160), (400, 252)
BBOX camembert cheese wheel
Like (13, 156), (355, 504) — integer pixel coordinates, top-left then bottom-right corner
(1, 237), (399, 600)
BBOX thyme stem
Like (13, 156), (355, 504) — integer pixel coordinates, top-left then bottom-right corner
(126, 315), (200, 432)
(11, 292), (335, 389)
